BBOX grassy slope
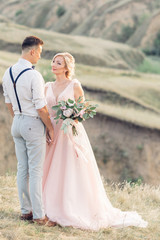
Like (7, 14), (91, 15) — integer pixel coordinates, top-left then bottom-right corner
(0, 22), (145, 69)
(0, 175), (159, 240)
(1, 51), (160, 130)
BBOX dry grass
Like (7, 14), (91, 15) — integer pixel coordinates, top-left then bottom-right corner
(0, 175), (159, 240)
(88, 99), (160, 130)
(76, 64), (160, 112)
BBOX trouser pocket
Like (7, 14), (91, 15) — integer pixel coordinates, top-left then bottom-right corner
(20, 117), (45, 141)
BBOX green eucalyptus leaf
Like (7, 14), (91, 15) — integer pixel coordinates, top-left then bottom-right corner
(63, 125), (68, 134)
(52, 105), (60, 110)
(60, 101), (65, 106)
(89, 113), (94, 118)
(54, 115), (60, 120)
(61, 115), (66, 120)
(90, 107), (96, 110)
(78, 117), (83, 122)
(57, 109), (63, 116)
(68, 99), (74, 104)
(83, 113), (90, 119)
(77, 96), (83, 103)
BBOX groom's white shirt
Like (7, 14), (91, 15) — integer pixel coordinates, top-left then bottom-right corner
(2, 58), (46, 117)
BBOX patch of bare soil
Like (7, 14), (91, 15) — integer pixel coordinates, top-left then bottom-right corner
(0, 85), (16, 174)
(84, 113), (160, 185)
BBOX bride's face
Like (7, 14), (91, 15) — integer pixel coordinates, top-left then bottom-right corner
(51, 56), (67, 75)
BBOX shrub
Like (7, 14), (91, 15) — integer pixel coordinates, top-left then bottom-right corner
(144, 31), (160, 56)
(15, 10), (23, 16)
(117, 25), (136, 43)
(56, 6), (66, 18)
(136, 57), (160, 74)
(153, 31), (160, 56)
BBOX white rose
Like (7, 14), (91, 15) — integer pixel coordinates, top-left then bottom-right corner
(67, 100), (75, 106)
(63, 109), (74, 118)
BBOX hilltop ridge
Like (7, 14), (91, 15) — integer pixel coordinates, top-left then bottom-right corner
(0, 0), (160, 50)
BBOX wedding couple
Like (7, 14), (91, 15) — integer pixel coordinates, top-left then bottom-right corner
(2, 36), (148, 230)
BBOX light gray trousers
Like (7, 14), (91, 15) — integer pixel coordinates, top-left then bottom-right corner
(11, 114), (46, 219)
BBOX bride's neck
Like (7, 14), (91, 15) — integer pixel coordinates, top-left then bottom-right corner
(55, 74), (69, 83)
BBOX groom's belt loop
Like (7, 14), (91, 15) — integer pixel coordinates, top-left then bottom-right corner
(9, 66), (33, 113)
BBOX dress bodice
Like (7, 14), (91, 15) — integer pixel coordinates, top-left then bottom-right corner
(45, 79), (80, 118)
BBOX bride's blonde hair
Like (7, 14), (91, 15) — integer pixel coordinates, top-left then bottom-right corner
(53, 52), (75, 79)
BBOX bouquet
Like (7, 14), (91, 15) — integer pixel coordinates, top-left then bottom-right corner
(52, 97), (98, 136)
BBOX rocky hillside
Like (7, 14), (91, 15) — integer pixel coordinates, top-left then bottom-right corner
(127, 9), (160, 50)
(0, 0), (160, 50)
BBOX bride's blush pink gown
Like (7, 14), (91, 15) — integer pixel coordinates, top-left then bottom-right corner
(42, 79), (148, 231)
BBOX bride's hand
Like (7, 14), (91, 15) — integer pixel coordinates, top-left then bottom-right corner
(74, 119), (78, 124)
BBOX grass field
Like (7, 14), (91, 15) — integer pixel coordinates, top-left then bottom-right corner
(0, 175), (159, 240)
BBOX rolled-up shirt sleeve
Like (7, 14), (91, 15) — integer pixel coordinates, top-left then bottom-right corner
(2, 78), (11, 103)
(31, 71), (47, 109)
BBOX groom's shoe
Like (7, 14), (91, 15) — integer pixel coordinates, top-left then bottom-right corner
(46, 220), (57, 227)
(20, 211), (33, 221)
(33, 216), (48, 225)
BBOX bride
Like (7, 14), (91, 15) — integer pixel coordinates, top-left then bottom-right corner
(42, 52), (148, 230)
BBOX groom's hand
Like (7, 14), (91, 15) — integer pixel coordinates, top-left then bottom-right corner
(46, 128), (54, 144)
(37, 106), (54, 142)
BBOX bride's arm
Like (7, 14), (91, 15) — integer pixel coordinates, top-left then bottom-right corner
(74, 82), (84, 103)
(74, 83), (85, 123)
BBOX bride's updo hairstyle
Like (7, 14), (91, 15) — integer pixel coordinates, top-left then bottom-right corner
(53, 52), (75, 79)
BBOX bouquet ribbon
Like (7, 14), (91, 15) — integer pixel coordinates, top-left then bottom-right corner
(67, 125), (89, 163)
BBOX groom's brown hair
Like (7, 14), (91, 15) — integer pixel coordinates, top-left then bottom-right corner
(22, 36), (44, 50)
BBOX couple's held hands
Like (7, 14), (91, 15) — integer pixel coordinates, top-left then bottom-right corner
(46, 127), (54, 145)
(74, 119), (78, 124)
(37, 105), (54, 144)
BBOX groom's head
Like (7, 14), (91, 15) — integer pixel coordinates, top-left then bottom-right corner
(21, 36), (44, 64)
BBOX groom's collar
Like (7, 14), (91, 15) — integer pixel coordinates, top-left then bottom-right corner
(18, 58), (33, 68)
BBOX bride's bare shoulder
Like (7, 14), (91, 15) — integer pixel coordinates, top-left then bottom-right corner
(44, 81), (54, 95)
(45, 81), (54, 87)
(72, 79), (81, 87)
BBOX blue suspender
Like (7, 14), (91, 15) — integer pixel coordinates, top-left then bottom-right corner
(9, 67), (33, 113)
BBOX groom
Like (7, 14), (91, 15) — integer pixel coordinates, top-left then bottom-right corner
(2, 36), (54, 225)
